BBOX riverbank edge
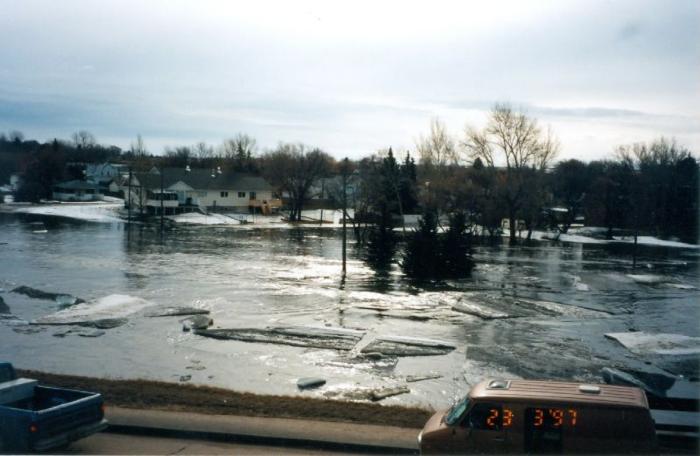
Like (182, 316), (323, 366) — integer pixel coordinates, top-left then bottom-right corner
(17, 370), (433, 429)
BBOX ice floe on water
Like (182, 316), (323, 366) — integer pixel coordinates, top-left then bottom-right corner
(195, 326), (366, 350)
(347, 290), (464, 321)
(33, 294), (154, 325)
(563, 273), (591, 292)
(321, 383), (411, 402)
(605, 332), (700, 356)
(361, 336), (456, 357)
(666, 283), (697, 290)
(452, 300), (510, 319)
(450, 292), (607, 320)
(12, 285), (84, 305)
(627, 274), (667, 285)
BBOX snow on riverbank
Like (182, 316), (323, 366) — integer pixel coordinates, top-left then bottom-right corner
(168, 212), (246, 225)
(2, 200), (123, 223)
(168, 209), (351, 227)
(533, 228), (698, 249)
(5, 200), (696, 250)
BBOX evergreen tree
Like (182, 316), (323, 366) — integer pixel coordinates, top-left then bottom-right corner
(401, 210), (439, 279)
(441, 211), (474, 277)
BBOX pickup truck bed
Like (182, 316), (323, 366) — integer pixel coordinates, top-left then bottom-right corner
(0, 362), (108, 452)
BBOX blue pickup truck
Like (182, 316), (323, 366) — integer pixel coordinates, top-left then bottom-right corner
(0, 362), (108, 452)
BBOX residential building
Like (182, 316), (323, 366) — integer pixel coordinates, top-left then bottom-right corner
(52, 180), (103, 202)
(121, 167), (280, 215)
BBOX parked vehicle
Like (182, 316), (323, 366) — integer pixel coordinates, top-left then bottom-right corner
(0, 361), (108, 452)
(419, 379), (658, 454)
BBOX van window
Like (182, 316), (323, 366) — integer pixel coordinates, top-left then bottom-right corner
(465, 403), (504, 430)
(524, 407), (563, 453)
(445, 396), (470, 425)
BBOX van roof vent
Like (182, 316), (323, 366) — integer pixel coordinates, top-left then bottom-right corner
(579, 384), (601, 394)
(487, 380), (511, 390)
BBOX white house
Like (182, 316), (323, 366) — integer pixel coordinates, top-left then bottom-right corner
(53, 180), (104, 202)
(85, 163), (128, 184)
(122, 167), (280, 215)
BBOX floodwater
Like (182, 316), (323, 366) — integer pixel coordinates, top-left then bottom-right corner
(1, 213), (698, 409)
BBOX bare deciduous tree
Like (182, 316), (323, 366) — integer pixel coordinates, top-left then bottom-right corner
(220, 133), (257, 171)
(261, 143), (333, 221)
(130, 134), (147, 156)
(164, 146), (192, 167)
(416, 118), (458, 168)
(194, 141), (213, 160)
(463, 104), (559, 242)
(71, 130), (96, 149)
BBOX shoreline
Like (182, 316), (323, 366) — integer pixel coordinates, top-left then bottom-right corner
(2, 202), (697, 248)
(18, 370), (432, 429)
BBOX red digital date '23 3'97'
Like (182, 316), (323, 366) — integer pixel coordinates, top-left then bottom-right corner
(487, 409), (577, 428)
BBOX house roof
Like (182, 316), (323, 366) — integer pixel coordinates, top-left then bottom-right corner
(54, 180), (101, 191)
(132, 168), (273, 191)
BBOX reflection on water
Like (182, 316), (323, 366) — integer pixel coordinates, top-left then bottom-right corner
(0, 213), (698, 408)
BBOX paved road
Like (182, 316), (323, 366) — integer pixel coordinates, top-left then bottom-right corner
(58, 432), (355, 455)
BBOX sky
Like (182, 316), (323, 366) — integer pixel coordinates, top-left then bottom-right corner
(0, 0), (698, 161)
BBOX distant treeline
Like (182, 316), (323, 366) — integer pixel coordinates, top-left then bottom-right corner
(2, 107), (698, 245)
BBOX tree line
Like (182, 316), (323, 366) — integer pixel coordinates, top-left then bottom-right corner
(2, 104), (698, 258)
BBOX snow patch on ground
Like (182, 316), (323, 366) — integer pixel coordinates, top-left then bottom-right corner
(34, 294), (154, 324)
(533, 228), (698, 249)
(605, 331), (700, 355)
(168, 212), (244, 225)
(5, 201), (123, 223)
(539, 232), (608, 244)
(623, 236), (699, 249)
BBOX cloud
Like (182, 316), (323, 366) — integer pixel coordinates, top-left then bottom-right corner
(617, 22), (643, 41)
(0, 0), (697, 160)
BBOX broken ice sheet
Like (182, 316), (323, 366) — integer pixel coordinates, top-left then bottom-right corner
(32, 294), (153, 326)
(451, 300), (510, 319)
(195, 326), (365, 350)
(12, 285), (84, 304)
(361, 336), (456, 356)
(146, 307), (210, 317)
(323, 384), (410, 402)
(605, 332), (700, 356)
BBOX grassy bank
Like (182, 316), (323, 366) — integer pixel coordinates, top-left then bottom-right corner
(18, 370), (432, 429)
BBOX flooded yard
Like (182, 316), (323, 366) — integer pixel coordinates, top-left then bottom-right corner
(0, 212), (698, 409)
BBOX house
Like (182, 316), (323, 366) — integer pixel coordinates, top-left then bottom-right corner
(52, 180), (103, 202)
(9, 174), (22, 192)
(85, 162), (129, 195)
(121, 167), (281, 215)
(85, 163), (128, 184)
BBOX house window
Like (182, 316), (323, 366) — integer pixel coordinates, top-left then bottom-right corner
(220, 191), (229, 197)
(249, 191), (256, 200)
(238, 191), (246, 198)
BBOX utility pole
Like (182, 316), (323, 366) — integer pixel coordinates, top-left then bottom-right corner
(341, 158), (348, 278)
(160, 165), (164, 237)
(127, 167), (132, 228)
